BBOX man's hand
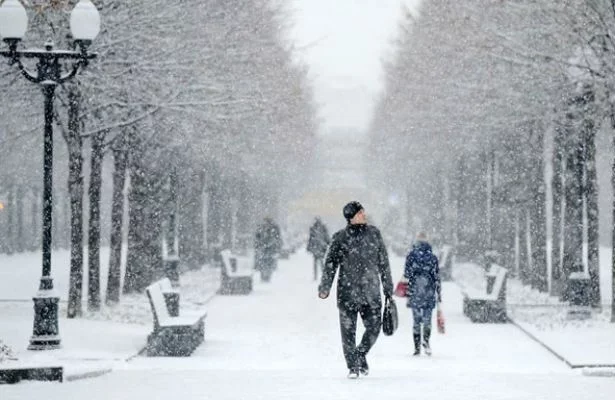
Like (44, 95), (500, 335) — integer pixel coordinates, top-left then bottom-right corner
(318, 291), (329, 299)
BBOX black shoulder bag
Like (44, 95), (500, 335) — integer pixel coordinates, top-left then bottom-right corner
(382, 296), (398, 336)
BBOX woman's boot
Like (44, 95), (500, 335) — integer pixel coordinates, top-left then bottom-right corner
(423, 326), (432, 356)
(413, 333), (421, 356)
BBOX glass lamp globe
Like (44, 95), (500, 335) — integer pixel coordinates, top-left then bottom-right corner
(0, 0), (28, 40)
(70, 0), (101, 42)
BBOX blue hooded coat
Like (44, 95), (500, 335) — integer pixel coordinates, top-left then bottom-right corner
(403, 241), (441, 310)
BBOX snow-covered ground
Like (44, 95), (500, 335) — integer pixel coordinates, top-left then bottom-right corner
(598, 246), (613, 306)
(0, 247), (118, 302)
(1, 250), (614, 399)
(454, 258), (615, 368)
(0, 246), (220, 323)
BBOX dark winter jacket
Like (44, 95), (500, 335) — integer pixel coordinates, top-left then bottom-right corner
(307, 219), (330, 258)
(319, 224), (394, 309)
(403, 241), (441, 309)
(254, 219), (283, 270)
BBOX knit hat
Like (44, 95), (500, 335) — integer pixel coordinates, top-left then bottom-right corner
(343, 201), (363, 221)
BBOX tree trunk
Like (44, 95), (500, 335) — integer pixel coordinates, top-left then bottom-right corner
(52, 188), (59, 251)
(106, 140), (128, 305)
(124, 145), (149, 294)
(430, 165), (446, 241)
(58, 194), (69, 250)
(220, 178), (233, 251)
(167, 166), (178, 257)
(530, 128), (548, 292)
(487, 151), (495, 250)
(584, 118), (600, 307)
(0, 190), (6, 254)
(15, 186), (24, 253)
(518, 208), (529, 284)
(123, 143), (163, 293)
(87, 131), (105, 311)
(551, 124), (565, 296)
(442, 173), (454, 245)
(5, 186), (15, 254)
(206, 165), (222, 258)
(145, 167), (165, 281)
(67, 88), (85, 319)
(562, 116), (585, 301)
(234, 177), (252, 252)
(178, 167), (206, 269)
(454, 158), (468, 259)
(610, 103), (615, 321)
(612, 150), (615, 319)
(29, 192), (39, 252)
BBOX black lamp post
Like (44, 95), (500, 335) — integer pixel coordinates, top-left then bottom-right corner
(0, 0), (101, 350)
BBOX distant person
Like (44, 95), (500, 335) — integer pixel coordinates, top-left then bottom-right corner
(404, 231), (441, 356)
(254, 217), (283, 282)
(318, 201), (394, 379)
(307, 217), (330, 281)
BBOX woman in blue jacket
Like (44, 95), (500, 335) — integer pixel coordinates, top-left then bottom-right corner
(404, 232), (441, 356)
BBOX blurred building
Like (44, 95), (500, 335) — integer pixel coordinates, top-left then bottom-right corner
(287, 130), (386, 232)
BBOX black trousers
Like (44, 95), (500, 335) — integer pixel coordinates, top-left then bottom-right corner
(338, 303), (382, 370)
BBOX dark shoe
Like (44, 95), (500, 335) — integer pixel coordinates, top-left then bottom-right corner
(347, 368), (360, 379)
(359, 354), (369, 376)
(413, 333), (421, 356)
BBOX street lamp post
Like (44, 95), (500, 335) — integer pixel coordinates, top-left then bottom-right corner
(0, 0), (100, 350)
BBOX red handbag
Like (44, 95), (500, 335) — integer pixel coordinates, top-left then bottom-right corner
(394, 281), (408, 297)
(437, 307), (446, 334)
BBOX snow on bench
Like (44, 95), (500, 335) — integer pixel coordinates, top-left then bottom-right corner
(145, 280), (206, 356)
(217, 249), (254, 295)
(462, 264), (508, 323)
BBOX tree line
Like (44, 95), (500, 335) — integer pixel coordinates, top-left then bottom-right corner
(0, 0), (318, 317)
(368, 0), (614, 319)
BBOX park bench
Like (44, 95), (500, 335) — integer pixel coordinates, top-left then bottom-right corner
(217, 249), (254, 295)
(145, 279), (206, 356)
(462, 263), (508, 323)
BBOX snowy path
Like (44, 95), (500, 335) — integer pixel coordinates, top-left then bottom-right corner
(3, 251), (615, 399)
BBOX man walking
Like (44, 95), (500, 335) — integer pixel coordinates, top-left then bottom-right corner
(318, 201), (394, 379)
(254, 217), (283, 282)
(404, 231), (441, 356)
(307, 217), (330, 281)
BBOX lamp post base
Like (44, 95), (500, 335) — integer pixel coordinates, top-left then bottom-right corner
(28, 292), (61, 351)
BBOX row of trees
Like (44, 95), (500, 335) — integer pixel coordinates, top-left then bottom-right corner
(0, 1), (318, 316)
(367, 0), (614, 317)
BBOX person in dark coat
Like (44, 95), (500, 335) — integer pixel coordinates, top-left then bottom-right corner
(403, 231), (441, 356)
(307, 217), (330, 281)
(254, 217), (283, 282)
(318, 201), (394, 379)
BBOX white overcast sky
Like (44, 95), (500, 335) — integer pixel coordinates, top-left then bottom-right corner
(289, 0), (420, 135)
